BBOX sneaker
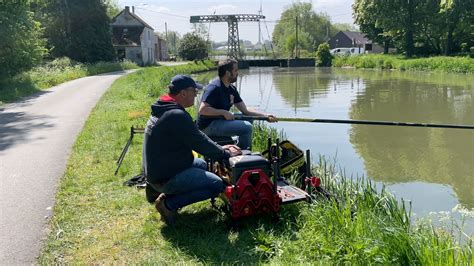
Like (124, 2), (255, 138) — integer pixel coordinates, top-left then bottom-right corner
(155, 194), (177, 225)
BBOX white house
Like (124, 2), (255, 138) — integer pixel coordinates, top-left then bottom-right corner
(111, 6), (159, 65)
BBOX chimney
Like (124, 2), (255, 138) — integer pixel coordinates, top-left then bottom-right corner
(125, 6), (130, 13)
(132, 6), (135, 13)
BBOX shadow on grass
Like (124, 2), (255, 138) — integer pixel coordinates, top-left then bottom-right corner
(0, 76), (43, 104)
(160, 203), (304, 264)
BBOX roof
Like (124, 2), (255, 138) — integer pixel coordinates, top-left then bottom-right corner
(340, 31), (371, 44)
(111, 6), (154, 30)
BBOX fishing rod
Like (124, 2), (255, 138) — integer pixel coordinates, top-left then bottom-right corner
(232, 115), (474, 130)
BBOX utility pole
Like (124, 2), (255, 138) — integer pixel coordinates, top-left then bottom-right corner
(165, 22), (168, 42)
(257, 0), (262, 45)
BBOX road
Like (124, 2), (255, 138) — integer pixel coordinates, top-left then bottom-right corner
(0, 70), (135, 264)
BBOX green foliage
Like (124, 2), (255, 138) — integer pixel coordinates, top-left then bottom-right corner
(272, 2), (332, 57)
(36, 0), (116, 63)
(103, 0), (120, 18)
(178, 33), (209, 60)
(0, 58), (138, 104)
(0, 1), (47, 78)
(353, 0), (474, 56)
(163, 31), (181, 56)
(332, 54), (474, 74)
(315, 43), (333, 66)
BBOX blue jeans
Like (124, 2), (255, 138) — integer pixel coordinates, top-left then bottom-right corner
(157, 158), (224, 211)
(202, 119), (253, 150)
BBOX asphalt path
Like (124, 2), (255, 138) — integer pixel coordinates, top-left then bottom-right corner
(0, 70), (135, 264)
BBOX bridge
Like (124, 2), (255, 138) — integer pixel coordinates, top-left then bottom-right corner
(190, 14), (265, 60)
(190, 14), (315, 68)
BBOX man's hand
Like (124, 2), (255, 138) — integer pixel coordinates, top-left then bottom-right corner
(222, 111), (235, 121)
(223, 144), (242, 157)
(267, 115), (278, 123)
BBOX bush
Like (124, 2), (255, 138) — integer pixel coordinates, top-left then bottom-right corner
(331, 54), (473, 74)
(315, 43), (332, 66)
(178, 33), (209, 60)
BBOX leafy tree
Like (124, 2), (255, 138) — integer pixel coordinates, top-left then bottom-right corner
(273, 2), (332, 56)
(332, 23), (358, 32)
(439, 0), (474, 55)
(353, 0), (393, 54)
(353, 0), (473, 56)
(35, 0), (115, 62)
(0, 1), (47, 78)
(178, 33), (208, 60)
(315, 43), (332, 66)
(104, 0), (120, 18)
(162, 31), (181, 56)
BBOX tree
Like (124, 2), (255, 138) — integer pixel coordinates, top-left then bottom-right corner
(353, 0), (393, 54)
(315, 43), (332, 67)
(178, 33), (208, 60)
(0, 1), (47, 78)
(104, 0), (120, 19)
(273, 2), (332, 56)
(439, 0), (474, 55)
(332, 23), (358, 32)
(36, 0), (115, 62)
(163, 31), (181, 56)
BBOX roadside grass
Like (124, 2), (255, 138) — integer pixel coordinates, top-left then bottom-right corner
(332, 54), (474, 74)
(0, 57), (139, 105)
(39, 62), (472, 264)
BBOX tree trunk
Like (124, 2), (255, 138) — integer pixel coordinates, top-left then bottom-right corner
(444, 28), (453, 55)
(384, 39), (390, 54)
(405, 0), (414, 58)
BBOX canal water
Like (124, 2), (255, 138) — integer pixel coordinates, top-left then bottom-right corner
(195, 67), (474, 233)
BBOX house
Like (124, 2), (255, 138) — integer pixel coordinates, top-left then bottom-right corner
(328, 31), (384, 54)
(111, 6), (164, 65)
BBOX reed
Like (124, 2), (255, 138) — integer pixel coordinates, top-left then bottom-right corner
(332, 54), (474, 74)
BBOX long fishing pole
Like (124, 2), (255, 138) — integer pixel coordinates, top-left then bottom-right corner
(233, 115), (474, 130)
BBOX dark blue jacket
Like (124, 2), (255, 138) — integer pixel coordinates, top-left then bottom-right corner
(142, 96), (230, 184)
(197, 78), (243, 130)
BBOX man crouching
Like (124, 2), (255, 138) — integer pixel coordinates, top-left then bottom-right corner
(142, 75), (241, 225)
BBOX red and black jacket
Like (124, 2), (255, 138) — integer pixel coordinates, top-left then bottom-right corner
(142, 95), (230, 184)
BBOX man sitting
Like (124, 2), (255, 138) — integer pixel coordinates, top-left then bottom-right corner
(197, 59), (277, 150)
(142, 75), (241, 225)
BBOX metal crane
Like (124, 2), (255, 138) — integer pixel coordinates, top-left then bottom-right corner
(190, 14), (265, 59)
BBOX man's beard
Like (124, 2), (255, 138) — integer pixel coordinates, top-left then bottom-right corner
(230, 75), (238, 83)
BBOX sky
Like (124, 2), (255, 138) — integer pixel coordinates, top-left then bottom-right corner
(117, 0), (355, 43)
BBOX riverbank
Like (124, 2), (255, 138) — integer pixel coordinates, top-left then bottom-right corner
(332, 55), (474, 74)
(0, 57), (138, 105)
(39, 62), (472, 264)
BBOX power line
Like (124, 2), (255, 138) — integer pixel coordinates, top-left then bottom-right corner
(134, 7), (189, 19)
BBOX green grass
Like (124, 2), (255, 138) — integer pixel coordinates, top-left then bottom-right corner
(332, 54), (474, 74)
(38, 61), (472, 264)
(0, 57), (139, 105)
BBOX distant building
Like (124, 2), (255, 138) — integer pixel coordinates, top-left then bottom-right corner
(155, 34), (169, 61)
(328, 31), (384, 54)
(111, 6), (167, 65)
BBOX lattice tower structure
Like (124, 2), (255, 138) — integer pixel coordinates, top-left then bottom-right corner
(190, 14), (265, 59)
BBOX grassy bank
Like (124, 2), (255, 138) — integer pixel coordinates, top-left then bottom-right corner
(39, 62), (472, 264)
(0, 57), (139, 105)
(332, 55), (474, 74)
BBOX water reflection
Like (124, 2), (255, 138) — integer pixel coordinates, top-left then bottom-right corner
(195, 67), (474, 215)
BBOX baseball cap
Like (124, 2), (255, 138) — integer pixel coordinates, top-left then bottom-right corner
(169, 75), (203, 94)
